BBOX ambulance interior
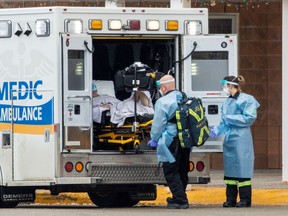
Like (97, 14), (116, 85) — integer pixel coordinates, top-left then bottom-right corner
(91, 37), (176, 152)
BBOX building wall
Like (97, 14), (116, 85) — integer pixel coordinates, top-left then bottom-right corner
(205, 2), (282, 170)
(0, 1), (283, 169)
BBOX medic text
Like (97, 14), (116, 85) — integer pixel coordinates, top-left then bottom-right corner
(0, 80), (43, 101)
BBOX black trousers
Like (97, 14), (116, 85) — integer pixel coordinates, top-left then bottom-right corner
(224, 176), (252, 204)
(162, 139), (191, 204)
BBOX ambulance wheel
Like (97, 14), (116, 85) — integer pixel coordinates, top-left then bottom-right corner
(0, 200), (19, 208)
(88, 191), (117, 208)
(88, 191), (139, 207)
(117, 192), (139, 207)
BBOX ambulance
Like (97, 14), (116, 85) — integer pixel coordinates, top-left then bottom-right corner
(0, 0), (237, 207)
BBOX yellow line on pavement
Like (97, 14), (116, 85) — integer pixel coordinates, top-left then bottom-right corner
(34, 187), (288, 206)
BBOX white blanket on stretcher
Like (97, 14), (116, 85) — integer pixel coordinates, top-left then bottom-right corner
(92, 94), (120, 123)
(93, 91), (154, 127)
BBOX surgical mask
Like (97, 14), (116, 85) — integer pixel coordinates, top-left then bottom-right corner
(222, 86), (230, 96)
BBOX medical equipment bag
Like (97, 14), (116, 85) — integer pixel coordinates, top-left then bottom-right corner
(175, 92), (210, 148)
(114, 63), (155, 92)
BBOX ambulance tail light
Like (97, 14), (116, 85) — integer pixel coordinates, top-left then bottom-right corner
(166, 20), (178, 31)
(85, 161), (92, 172)
(64, 162), (74, 173)
(89, 19), (102, 30)
(185, 20), (202, 35)
(75, 162), (84, 172)
(122, 20), (141, 30)
(196, 161), (205, 172)
(189, 161), (194, 172)
(146, 20), (160, 31)
(64, 19), (83, 33)
(0, 20), (12, 38)
(108, 19), (122, 30)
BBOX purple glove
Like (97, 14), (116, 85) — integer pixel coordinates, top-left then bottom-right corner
(148, 140), (158, 147)
(210, 131), (216, 138)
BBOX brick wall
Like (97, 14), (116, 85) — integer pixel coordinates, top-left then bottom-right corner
(206, 2), (282, 169)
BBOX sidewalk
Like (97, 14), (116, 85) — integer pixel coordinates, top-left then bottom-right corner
(143, 169), (288, 206)
(34, 169), (288, 206)
(209, 169), (286, 189)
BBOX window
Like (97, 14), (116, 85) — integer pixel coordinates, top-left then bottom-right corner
(68, 50), (85, 91)
(209, 13), (238, 34)
(191, 51), (229, 91)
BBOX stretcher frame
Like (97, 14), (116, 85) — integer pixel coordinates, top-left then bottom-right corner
(95, 120), (153, 153)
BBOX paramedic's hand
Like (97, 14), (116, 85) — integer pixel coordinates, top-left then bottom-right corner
(147, 140), (158, 148)
(210, 131), (216, 138)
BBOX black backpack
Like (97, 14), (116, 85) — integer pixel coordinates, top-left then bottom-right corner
(175, 92), (210, 148)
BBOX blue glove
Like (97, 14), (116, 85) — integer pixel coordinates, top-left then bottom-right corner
(210, 131), (216, 138)
(148, 140), (158, 147)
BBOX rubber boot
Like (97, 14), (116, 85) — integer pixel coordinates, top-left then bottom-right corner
(223, 185), (238, 207)
(236, 185), (251, 207)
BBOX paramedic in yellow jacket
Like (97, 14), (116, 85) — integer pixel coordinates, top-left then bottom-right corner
(210, 75), (260, 208)
(148, 75), (190, 209)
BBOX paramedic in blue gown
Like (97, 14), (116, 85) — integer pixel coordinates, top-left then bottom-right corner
(210, 75), (260, 208)
(148, 75), (190, 209)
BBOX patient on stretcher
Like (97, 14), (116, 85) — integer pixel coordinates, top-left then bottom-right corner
(92, 80), (154, 127)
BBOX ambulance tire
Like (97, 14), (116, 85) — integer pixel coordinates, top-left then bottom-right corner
(117, 192), (139, 207)
(0, 201), (19, 208)
(88, 191), (117, 208)
(88, 191), (139, 208)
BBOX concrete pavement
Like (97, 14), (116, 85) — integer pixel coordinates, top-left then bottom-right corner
(34, 169), (288, 206)
(208, 169), (286, 189)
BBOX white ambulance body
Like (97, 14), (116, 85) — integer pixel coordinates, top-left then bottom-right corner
(0, 2), (237, 208)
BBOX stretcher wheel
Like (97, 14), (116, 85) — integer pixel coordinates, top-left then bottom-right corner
(134, 139), (140, 154)
(134, 144), (140, 154)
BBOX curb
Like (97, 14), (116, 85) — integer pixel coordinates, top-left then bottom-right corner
(34, 186), (288, 206)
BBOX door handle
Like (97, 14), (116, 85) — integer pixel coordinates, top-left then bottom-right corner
(67, 95), (91, 101)
(80, 125), (91, 131)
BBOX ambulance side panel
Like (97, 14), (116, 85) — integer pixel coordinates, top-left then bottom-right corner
(0, 9), (61, 183)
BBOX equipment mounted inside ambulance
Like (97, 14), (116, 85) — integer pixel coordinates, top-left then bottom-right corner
(0, 0), (237, 208)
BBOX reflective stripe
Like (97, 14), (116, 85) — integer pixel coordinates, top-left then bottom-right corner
(178, 132), (185, 148)
(188, 100), (204, 122)
(175, 111), (182, 130)
(238, 180), (252, 187)
(189, 107), (201, 122)
(224, 180), (238, 185)
(197, 125), (209, 145)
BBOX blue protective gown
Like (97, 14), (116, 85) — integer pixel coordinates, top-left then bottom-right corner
(212, 92), (260, 178)
(150, 90), (183, 163)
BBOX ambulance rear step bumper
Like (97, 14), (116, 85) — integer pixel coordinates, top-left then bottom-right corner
(89, 163), (210, 184)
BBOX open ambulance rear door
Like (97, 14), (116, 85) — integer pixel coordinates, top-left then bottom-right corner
(181, 35), (238, 152)
(62, 34), (93, 152)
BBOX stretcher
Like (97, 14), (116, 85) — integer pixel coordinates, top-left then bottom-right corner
(93, 65), (162, 153)
(94, 119), (153, 153)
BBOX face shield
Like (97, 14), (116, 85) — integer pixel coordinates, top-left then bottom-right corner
(156, 79), (175, 87)
(156, 79), (174, 96)
(220, 79), (239, 87)
(220, 79), (238, 96)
